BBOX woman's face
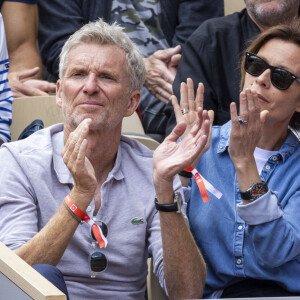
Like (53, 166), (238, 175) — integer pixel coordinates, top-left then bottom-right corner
(243, 38), (300, 127)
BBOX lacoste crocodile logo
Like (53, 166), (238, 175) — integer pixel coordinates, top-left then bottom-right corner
(131, 217), (144, 225)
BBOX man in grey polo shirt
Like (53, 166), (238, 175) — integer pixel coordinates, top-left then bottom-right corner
(0, 19), (208, 299)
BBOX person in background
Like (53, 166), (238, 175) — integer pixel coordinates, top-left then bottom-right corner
(1, 0), (55, 97)
(0, 19), (208, 299)
(173, 22), (300, 298)
(0, 12), (13, 145)
(37, 0), (223, 141)
(165, 0), (299, 134)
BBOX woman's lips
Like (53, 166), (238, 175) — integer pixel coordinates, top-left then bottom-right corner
(257, 93), (269, 103)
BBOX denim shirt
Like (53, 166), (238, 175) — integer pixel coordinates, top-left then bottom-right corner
(188, 121), (300, 298)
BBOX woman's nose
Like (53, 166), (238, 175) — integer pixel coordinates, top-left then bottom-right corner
(256, 68), (271, 89)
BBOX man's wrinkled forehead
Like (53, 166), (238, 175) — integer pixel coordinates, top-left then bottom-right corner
(62, 42), (126, 77)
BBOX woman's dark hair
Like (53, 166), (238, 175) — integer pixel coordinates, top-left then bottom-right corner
(240, 21), (300, 130)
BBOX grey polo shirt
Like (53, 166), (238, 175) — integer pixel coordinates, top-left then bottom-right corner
(0, 123), (184, 299)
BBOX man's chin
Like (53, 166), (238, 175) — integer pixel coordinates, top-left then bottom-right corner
(254, 2), (293, 25)
(64, 114), (101, 129)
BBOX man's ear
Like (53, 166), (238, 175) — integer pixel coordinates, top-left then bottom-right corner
(124, 90), (141, 117)
(56, 80), (63, 108)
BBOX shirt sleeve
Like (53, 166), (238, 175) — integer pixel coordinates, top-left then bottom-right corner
(237, 189), (300, 268)
(0, 146), (38, 250)
(237, 190), (283, 225)
(0, 14), (12, 143)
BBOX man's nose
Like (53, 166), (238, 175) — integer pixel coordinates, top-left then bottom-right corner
(83, 74), (100, 94)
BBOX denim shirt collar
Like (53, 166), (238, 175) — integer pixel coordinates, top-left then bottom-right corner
(279, 130), (299, 162)
(216, 120), (299, 162)
(217, 121), (231, 154)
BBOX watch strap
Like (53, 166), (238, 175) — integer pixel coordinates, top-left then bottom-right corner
(178, 170), (193, 178)
(155, 192), (181, 213)
(240, 190), (253, 201)
(240, 181), (268, 201)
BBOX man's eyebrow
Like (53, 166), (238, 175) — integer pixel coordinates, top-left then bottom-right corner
(102, 69), (117, 76)
(66, 66), (86, 73)
(97, 68), (119, 79)
(64, 66), (120, 80)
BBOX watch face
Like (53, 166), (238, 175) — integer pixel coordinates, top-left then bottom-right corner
(251, 182), (268, 198)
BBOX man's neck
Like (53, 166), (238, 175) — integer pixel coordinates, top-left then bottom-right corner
(64, 124), (121, 183)
(88, 130), (120, 181)
(249, 16), (266, 32)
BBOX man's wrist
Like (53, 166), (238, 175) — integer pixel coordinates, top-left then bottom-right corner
(63, 197), (83, 223)
(69, 188), (94, 211)
(155, 192), (182, 213)
(153, 170), (173, 187)
(153, 181), (174, 203)
(179, 170), (192, 178)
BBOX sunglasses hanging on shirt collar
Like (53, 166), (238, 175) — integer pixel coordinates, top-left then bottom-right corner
(89, 220), (108, 277)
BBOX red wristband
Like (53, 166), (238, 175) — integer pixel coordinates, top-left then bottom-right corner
(64, 194), (108, 248)
(64, 194), (87, 220)
(183, 166), (222, 201)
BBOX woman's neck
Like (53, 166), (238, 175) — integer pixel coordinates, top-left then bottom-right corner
(257, 122), (289, 151)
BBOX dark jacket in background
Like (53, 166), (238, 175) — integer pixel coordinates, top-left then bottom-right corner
(165, 9), (260, 134)
(38, 0), (224, 80)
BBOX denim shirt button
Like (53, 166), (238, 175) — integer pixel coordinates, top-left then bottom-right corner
(272, 156), (277, 161)
(236, 259), (242, 264)
(266, 165), (271, 170)
(238, 225), (243, 230)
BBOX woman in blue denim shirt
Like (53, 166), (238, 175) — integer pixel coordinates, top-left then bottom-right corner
(173, 22), (300, 298)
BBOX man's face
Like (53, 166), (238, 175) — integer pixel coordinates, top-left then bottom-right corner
(56, 43), (140, 132)
(245, 0), (298, 28)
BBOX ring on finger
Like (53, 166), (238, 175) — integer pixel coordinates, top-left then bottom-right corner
(181, 108), (189, 115)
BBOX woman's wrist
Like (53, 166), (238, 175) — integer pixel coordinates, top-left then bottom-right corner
(235, 166), (261, 194)
(232, 156), (256, 172)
